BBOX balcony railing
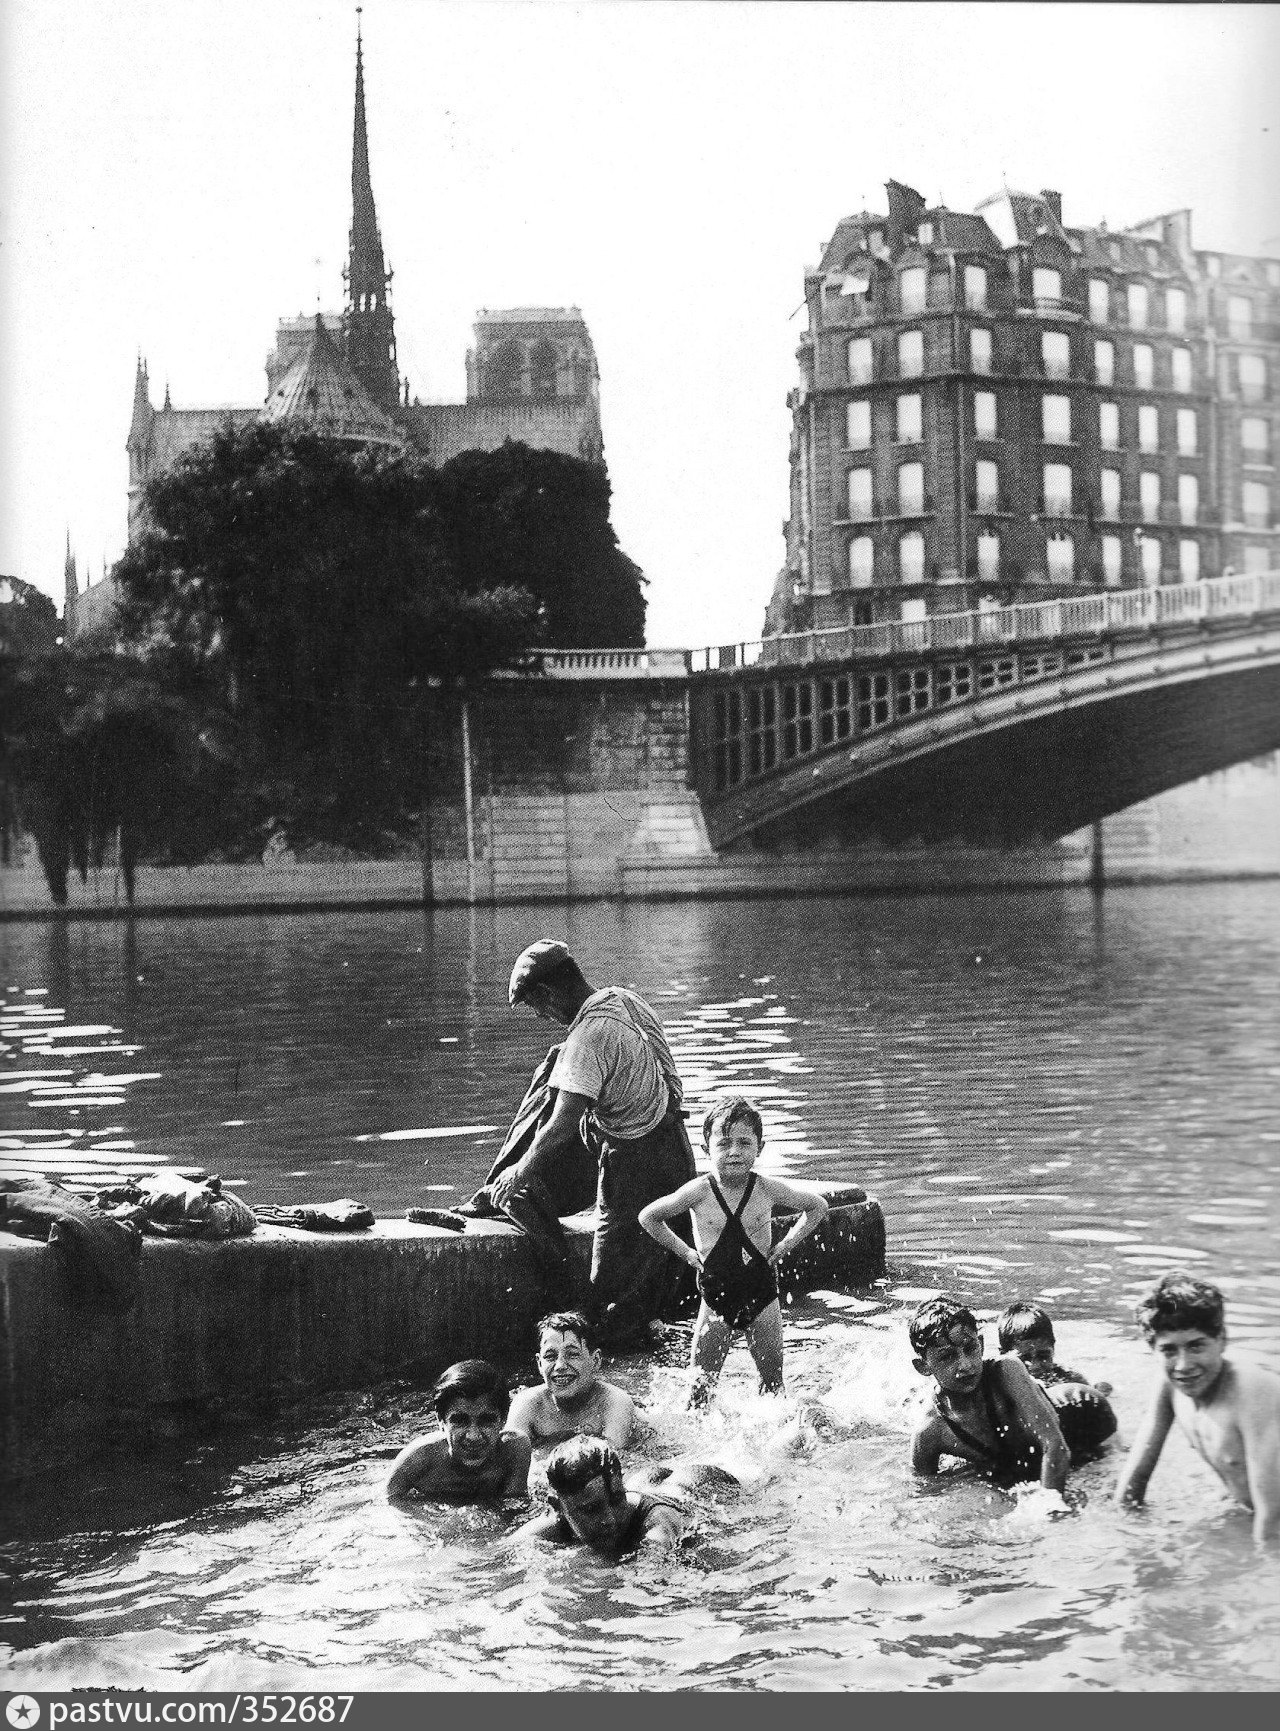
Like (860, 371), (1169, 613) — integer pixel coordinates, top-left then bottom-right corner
(684, 569), (1280, 674)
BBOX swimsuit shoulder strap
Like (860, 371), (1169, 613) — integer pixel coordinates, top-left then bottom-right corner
(707, 1174), (755, 1223)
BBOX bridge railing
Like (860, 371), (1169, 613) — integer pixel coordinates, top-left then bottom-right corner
(685, 571), (1279, 673)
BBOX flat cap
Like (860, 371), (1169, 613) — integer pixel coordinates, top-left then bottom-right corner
(508, 938), (572, 1007)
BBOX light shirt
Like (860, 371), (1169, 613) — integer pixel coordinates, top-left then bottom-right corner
(549, 988), (682, 1141)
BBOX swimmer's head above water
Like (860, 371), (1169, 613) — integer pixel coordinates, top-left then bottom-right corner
(432, 1359), (512, 1473)
(997, 1301), (1057, 1376)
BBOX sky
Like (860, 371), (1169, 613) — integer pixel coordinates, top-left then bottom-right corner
(4, 0), (1279, 649)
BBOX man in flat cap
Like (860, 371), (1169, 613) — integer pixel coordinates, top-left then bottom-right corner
(492, 940), (696, 1350)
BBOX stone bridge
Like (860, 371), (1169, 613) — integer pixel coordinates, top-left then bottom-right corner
(538, 572), (1280, 853)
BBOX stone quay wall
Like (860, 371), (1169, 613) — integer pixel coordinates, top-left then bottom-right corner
(0, 1186), (885, 1481)
(1, 672), (1276, 916)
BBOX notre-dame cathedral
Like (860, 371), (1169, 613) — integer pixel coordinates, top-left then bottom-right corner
(66, 24), (604, 637)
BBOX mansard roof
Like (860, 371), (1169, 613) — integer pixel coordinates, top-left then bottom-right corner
(401, 399), (603, 467)
(260, 316), (404, 446)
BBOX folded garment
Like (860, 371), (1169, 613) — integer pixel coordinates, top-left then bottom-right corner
(405, 1207), (468, 1232)
(0, 1176), (142, 1312)
(257, 1199), (375, 1232)
(132, 1169), (257, 1239)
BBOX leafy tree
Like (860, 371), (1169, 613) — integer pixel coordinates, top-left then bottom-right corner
(112, 423), (539, 853)
(435, 442), (647, 647)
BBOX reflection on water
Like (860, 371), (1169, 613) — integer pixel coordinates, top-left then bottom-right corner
(2, 884), (1279, 1688)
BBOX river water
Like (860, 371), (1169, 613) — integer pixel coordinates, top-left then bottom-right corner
(2, 885), (1278, 1690)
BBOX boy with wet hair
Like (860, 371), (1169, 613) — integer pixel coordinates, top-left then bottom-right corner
(507, 1310), (637, 1450)
(516, 1435), (735, 1556)
(638, 1095), (828, 1406)
(997, 1300), (1117, 1458)
(909, 1296), (1072, 1491)
(1115, 1271), (1280, 1542)
(385, 1359), (531, 1503)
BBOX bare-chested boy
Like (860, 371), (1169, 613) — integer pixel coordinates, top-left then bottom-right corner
(1115, 1271), (1280, 1542)
(507, 1310), (636, 1450)
(909, 1296), (1072, 1492)
(385, 1359), (531, 1503)
(514, 1435), (737, 1557)
(639, 1095), (828, 1405)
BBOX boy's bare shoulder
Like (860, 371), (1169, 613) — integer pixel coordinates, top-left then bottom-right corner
(1227, 1359), (1280, 1412)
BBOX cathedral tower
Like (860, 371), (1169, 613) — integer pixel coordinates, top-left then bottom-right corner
(343, 18), (400, 412)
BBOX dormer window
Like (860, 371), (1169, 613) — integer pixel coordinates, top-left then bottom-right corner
(918, 221), (933, 245)
(900, 267), (927, 314)
(1032, 267), (1062, 307)
(1146, 244), (1161, 268)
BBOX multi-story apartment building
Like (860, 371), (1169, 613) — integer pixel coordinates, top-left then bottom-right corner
(768, 181), (1280, 634)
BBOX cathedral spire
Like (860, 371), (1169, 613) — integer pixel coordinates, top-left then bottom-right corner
(344, 13), (400, 411)
(128, 355), (153, 449)
(64, 531), (78, 611)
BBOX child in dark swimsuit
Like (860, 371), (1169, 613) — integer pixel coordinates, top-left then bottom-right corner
(909, 1297), (1072, 1492)
(638, 1096), (828, 1407)
(997, 1300), (1117, 1458)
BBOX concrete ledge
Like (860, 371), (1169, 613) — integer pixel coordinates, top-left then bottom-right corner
(0, 1187), (884, 1481)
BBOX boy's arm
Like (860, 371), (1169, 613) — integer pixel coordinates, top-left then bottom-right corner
(1114, 1378), (1175, 1508)
(637, 1503), (685, 1551)
(910, 1412), (944, 1476)
(993, 1357), (1071, 1491)
(638, 1177), (707, 1270)
(384, 1434), (440, 1500)
(500, 1431), (533, 1498)
(598, 1383), (637, 1451)
(510, 1509), (569, 1544)
(1237, 1371), (1280, 1542)
(505, 1386), (542, 1441)
(759, 1177), (829, 1267)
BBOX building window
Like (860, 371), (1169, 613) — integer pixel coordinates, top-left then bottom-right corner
(1046, 534), (1074, 582)
(1100, 401), (1121, 449)
(1205, 255), (1220, 277)
(901, 598), (928, 623)
(1133, 343), (1154, 389)
(898, 328), (924, 379)
(975, 459), (999, 512)
(1043, 461), (1073, 516)
(1138, 404), (1160, 453)
(1176, 409), (1197, 456)
(1109, 240), (1123, 264)
(1178, 473), (1199, 525)
(846, 400), (871, 448)
(849, 535), (875, 587)
(1244, 544), (1271, 573)
(1140, 471), (1161, 522)
(1228, 295), (1252, 339)
(1172, 346), (1193, 392)
(1165, 287), (1187, 332)
(1179, 538), (1201, 582)
(1088, 278), (1109, 323)
(848, 336), (873, 385)
(899, 531), (925, 583)
(1241, 416), (1270, 458)
(1101, 468), (1121, 518)
(964, 265), (988, 310)
(1094, 339), (1114, 385)
(974, 390), (997, 439)
(1146, 244), (1161, 268)
(1042, 394), (1071, 443)
(1040, 331), (1069, 379)
(970, 327), (992, 374)
(1128, 283), (1149, 329)
(897, 394), (923, 442)
(529, 339), (558, 398)
(1267, 263), (1280, 288)
(977, 531), (1000, 580)
(1032, 266), (1062, 306)
(1141, 535), (1163, 585)
(1103, 534), (1123, 585)
(898, 461), (925, 514)
(1243, 479), (1271, 528)
(1240, 353), (1267, 402)
(900, 267), (927, 315)
(847, 467), (874, 520)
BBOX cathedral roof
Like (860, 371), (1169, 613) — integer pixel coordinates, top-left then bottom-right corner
(260, 315), (404, 446)
(401, 399), (602, 466)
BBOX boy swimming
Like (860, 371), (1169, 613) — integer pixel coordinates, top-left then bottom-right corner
(385, 1359), (531, 1503)
(507, 1310), (637, 1450)
(1114, 1271), (1280, 1542)
(997, 1299), (1117, 1457)
(909, 1296), (1071, 1491)
(515, 1435), (735, 1557)
(638, 1096), (828, 1405)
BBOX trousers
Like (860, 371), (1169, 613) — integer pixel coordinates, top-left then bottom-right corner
(589, 1106), (697, 1348)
